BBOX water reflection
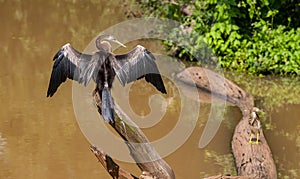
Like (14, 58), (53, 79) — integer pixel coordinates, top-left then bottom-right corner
(0, 0), (299, 178)
(0, 133), (6, 156)
(266, 104), (300, 178)
(226, 72), (300, 112)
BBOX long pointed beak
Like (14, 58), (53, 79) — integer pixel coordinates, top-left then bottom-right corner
(114, 40), (126, 48)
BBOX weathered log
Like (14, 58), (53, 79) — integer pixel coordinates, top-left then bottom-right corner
(177, 67), (277, 178)
(232, 117), (277, 178)
(91, 146), (160, 179)
(93, 92), (175, 179)
(176, 66), (254, 115)
(204, 174), (253, 179)
(90, 146), (138, 179)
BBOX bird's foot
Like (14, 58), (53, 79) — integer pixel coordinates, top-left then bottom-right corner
(249, 133), (260, 145)
(255, 133), (260, 144)
(249, 134), (253, 144)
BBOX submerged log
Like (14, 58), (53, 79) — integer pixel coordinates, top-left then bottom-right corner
(93, 92), (175, 179)
(176, 66), (254, 115)
(177, 67), (277, 178)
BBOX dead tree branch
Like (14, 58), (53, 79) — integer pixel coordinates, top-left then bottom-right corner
(93, 92), (175, 179)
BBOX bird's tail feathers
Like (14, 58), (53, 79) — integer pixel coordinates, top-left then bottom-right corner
(101, 87), (115, 123)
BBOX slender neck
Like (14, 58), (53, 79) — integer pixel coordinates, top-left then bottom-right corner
(96, 35), (110, 50)
(95, 37), (102, 50)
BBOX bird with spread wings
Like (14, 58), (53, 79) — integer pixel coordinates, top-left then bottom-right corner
(47, 34), (166, 123)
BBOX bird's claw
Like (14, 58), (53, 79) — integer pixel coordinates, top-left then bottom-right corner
(249, 133), (260, 145)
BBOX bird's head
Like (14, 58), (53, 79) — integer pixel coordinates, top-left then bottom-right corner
(250, 107), (260, 120)
(252, 107), (260, 113)
(95, 34), (126, 51)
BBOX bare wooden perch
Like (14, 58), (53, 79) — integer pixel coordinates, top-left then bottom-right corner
(93, 91), (175, 179)
(178, 67), (277, 178)
(90, 146), (138, 179)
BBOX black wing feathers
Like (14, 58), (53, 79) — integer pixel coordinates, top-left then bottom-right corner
(47, 44), (166, 97)
(47, 44), (92, 97)
(144, 73), (167, 94)
(113, 45), (167, 94)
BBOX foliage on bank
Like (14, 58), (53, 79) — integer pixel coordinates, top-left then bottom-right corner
(136, 0), (300, 76)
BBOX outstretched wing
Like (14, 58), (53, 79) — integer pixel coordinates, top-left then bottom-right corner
(113, 45), (167, 94)
(47, 43), (93, 97)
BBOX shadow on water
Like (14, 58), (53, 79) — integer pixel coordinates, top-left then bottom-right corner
(0, 0), (299, 178)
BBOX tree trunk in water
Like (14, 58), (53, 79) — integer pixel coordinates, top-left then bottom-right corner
(178, 67), (277, 178)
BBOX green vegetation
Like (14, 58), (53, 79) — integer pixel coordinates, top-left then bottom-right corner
(136, 0), (300, 76)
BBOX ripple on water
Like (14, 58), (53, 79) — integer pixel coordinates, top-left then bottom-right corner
(0, 132), (7, 155)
